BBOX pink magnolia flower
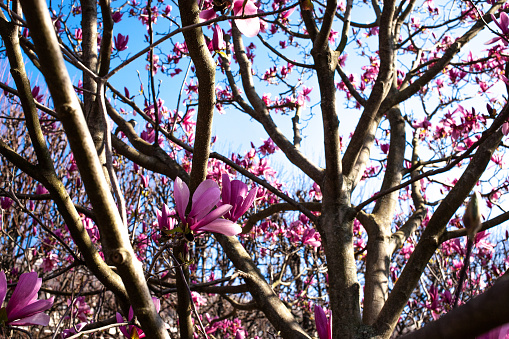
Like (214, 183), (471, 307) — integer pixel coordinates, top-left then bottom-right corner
(191, 291), (207, 308)
(36, 184), (48, 195)
(112, 11), (123, 23)
(302, 228), (321, 248)
(174, 177), (241, 236)
(114, 33), (129, 51)
(0, 271), (54, 326)
(314, 304), (332, 339)
(31, 86), (44, 103)
(218, 174), (257, 223)
(0, 197), (13, 210)
(208, 24), (226, 52)
(116, 297), (160, 338)
(156, 203), (177, 232)
(486, 13), (509, 46)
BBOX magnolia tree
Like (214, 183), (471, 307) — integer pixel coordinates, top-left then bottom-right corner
(1, 0), (509, 337)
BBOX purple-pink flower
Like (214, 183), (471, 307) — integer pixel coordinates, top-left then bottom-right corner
(0, 271), (54, 326)
(314, 304), (332, 339)
(209, 24), (226, 52)
(302, 228), (321, 248)
(114, 33), (129, 52)
(218, 174), (257, 223)
(156, 203), (177, 232)
(486, 13), (509, 46)
(112, 11), (123, 23)
(174, 177), (241, 236)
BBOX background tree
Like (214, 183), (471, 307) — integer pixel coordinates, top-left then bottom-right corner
(0, 0), (509, 338)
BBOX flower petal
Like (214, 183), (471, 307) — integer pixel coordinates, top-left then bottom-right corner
(196, 219), (242, 236)
(189, 186), (221, 221)
(152, 297), (161, 313)
(0, 271), (6, 307)
(116, 312), (130, 337)
(174, 177), (190, 222)
(233, 187), (257, 221)
(234, 17), (260, 38)
(233, 0), (260, 37)
(314, 305), (328, 339)
(199, 8), (218, 22)
(8, 312), (50, 326)
(192, 180), (219, 206)
(8, 297), (53, 322)
(500, 12), (509, 33)
(221, 174), (231, 205)
(191, 204), (232, 231)
(6, 272), (40, 317)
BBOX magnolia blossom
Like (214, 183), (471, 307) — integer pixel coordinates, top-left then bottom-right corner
(302, 228), (321, 248)
(156, 203), (177, 232)
(208, 24), (226, 52)
(174, 177), (241, 236)
(114, 33), (129, 51)
(0, 271), (54, 326)
(486, 12), (509, 46)
(218, 174), (257, 222)
(314, 304), (332, 339)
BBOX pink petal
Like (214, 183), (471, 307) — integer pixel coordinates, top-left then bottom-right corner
(192, 180), (219, 206)
(8, 298), (53, 322)
(282, 6), (296, 18)
(314, 305), (329, 339)
(233, 0), (260, 37)
(221, 174), (231, 204)
(0, 271), (6, 307)
(8, 312), (50, 326)
(174, 177), (190, 222)
(199, 8), (218, 22)
(233, 0), (258, 16)
(196, 219), (242, 236)
(503, 122), (509, 136)
(231, 180), (248, 202)
(152, 297), (161, 313)
(233, 187), (257, 221)
(116, 312), (130, 337)
(485, 36), (502, 45)
(189, 186), (221, 221)
(234, 17), (260, 38)
(492, 14), (504, 32)
(500, 12), (509, 32)
(191, 204), (232, 230)
(6, 272), (40, 316)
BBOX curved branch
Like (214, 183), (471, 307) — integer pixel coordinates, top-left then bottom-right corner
(232, 23), (324, 183)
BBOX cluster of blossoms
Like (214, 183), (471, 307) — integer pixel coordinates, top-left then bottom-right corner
(158, 174), (257, 238)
